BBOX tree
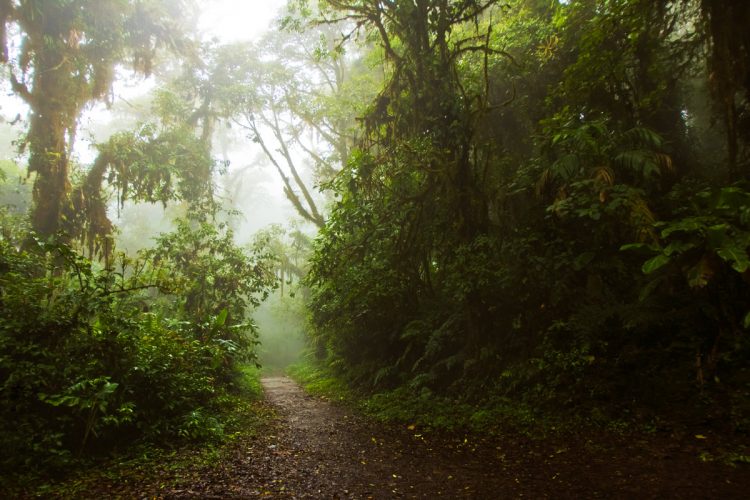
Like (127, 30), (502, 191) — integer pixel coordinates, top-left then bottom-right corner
(303, 0), (750, 429)
(225, 20), (376, 228)
(68, 121), (214, 257)
(302, 0), (517, 386)
(0, 0), (195, 237)
(65, 44), (253, 258)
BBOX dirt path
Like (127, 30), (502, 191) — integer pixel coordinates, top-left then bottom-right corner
(254, 376), (492, 498)
(162, 376), (749, 499)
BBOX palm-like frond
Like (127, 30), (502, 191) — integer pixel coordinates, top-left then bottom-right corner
(535, 167), (553, 197)
(629, 197), (658, 243)
(593, 165), (615, 186)
(614, 149), (673, 180)
(551, 153), (582, 180)
(618, 127), (664, 149)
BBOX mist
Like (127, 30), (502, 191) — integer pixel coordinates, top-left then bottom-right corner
(0, 0), (323, 373)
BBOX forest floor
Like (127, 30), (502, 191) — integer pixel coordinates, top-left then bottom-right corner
(27, 376), (750, 498)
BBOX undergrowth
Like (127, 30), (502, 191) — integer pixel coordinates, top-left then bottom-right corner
(287, 361), (352, 401)
(288, 360), (750, 470)
(2, 365), (270, 498)
(287, 360), (555, 437)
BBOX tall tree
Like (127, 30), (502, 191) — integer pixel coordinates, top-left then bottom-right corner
(0, 0), (195, 237)
(214, 19), (377, 228)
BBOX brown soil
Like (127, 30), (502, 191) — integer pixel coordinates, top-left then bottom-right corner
(158, 376), (748, 499)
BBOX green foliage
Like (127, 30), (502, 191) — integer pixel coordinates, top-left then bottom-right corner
(287, 361), (352, 401)
(625, 186), (750, 283)
(143, 217), (277, 366)
(2, 0), (196, 236)
(289, 360), (545, 436)
(302, 0), (750, 433)
(2, 363), (268, 497)
(0, 214), (275, 472)
(235, 364), (265, 401)
(102, 123), (215, 207)
(619, 184), (750, 385)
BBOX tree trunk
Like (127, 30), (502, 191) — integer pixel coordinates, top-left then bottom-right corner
(27, 49), (75, 238)
(29, 105), (71, 238)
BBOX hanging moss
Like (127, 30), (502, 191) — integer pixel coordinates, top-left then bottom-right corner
(1, 0), (194, 237)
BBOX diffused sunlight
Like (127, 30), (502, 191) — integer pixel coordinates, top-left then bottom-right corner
(199, 0), (287, 43)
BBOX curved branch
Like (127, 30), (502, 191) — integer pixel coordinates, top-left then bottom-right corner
(9, 70), (34, 105)
(237, 116), (325, 228)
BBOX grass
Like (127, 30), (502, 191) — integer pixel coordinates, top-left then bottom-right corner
(287, 361), (352, 401)
(286, 360), (548, 437)
(236, 363), (265, 399)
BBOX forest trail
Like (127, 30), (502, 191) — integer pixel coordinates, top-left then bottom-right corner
(158, 376), (748, 499)
(238, 376), (497, 498)
(47, 376), (750, 498)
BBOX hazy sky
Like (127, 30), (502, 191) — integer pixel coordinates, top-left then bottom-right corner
(199, 0), (288, 43)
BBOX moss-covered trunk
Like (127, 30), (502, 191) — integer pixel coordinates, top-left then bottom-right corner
(28, 107), (70, 237)
(27, 49), (76, 238)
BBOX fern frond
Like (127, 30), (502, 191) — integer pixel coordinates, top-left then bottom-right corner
(535, 168), (553, 197)
(614, 150), (660, 179)
(593, 165), (615, 186)
(654, 152), (675, 174)
(552, 153), (581, 180)
(619, 127), (663, 149)
(629, 197), (658, 243)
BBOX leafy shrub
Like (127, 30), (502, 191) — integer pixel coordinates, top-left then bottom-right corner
(0, 216), (275, 472)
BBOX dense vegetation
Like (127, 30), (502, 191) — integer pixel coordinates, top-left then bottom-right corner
(2, 0), (750, 486)
(0, 212), (274, 470)
(302, 0), (750, 430)
(0, 0), (279, 477)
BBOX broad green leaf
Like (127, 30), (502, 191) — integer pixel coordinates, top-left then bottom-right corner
(638, 277), (662, 301)
(716, 246), (750, 273)
(714, 187), (750, 212)
(215, 308), (228, 327)
(100, 382), (119, 396)
(642, 254), (670, 274)
(664, 241), (696, 256)
(743, 312), (750, 330)
(620, 243), (652, 253)
(661, 218), (707, 238)
(706, 224), (730, 248)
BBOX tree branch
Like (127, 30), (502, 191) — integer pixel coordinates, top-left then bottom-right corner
(9, 70), (33, 105)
